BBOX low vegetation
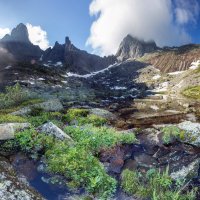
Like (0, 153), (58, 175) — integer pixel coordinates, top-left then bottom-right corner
(182, 86), (200, 99)
(0, 83), (29, 109)
(0, 114), (27, 123)
(161, 126), (185, 144)
(121, 169), (197, 200)
(1, 107), (136, 199)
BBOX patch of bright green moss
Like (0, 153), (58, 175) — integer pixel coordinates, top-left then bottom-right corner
(182, 86), (200, 99)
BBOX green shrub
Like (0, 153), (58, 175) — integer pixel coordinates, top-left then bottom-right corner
(0, 83), (29, 108)
(65, 108), (89, 122)
(0, 114), (27, 123)
(182, 86), (200, 99)
(27, 111), (63, 127)
(77, 114), (107, 126)
(64, 125), (137, 153)
(121, 169), (196, 200)
(15, 128), (55, 154)
(45, 142), (117, 199)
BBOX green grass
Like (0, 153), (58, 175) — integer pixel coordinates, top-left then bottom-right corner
(161, 126), (185, 145)
(0, 114), (27, 123)
(182, 86), (200, 99)
(121, 169), (197, 200)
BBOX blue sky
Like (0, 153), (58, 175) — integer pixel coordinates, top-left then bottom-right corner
(0, 0), (199, 55)
(0, 0), (93, 51)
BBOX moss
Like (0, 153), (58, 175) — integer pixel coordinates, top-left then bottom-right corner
(65, 108), (89, 122)
(182, 86), (200, 99)
(0, 114), (27, 123)
(20, 98), (44, 106)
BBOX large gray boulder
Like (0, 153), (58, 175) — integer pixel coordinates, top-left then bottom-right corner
(0, 123), (30, 140)
(11, 99), (63, 116)
(37, 122), (73, 141)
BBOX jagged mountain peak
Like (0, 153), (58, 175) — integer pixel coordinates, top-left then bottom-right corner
(116, 34), (157, 61)
(1, 23), (30, 44)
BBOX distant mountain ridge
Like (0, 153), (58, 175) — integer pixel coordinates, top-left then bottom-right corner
(0, 23), (200, 74)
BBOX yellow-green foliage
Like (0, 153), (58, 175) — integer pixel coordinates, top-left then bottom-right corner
(65, 108), (89, 121)
(121, 169), (196, 200)
(65, 108), (107, 126)
(182, 86), (200, 99)
(0, 114), (27, 123)
(20, 98), (44, 106)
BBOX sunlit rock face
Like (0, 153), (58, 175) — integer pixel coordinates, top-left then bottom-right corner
(116, 34), (157, 61)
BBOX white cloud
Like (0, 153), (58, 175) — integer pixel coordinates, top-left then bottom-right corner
(0, 28), (10, 39)
(175, 0), (200, 25)
(26, 23), (49, 50)
(87, 0), (199, 55)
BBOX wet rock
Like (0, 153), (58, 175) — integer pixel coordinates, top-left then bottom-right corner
(133, 152), (158, 169)
(100, 145), (132, 174)
(10, 153), (37, 181)
(0, 156), (44, 200)
(37, 122), (73, 141)
(11, 99), (63, 116)
(0, 123), (30, 140)
(176, 121), (200, 146)
(89, 108), (117, 121)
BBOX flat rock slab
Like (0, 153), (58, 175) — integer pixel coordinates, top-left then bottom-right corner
(128, 111), (186, 126)
(11, 99), (63, 116)
(0, 123), (30, 140)
(37, 122), (73, 141)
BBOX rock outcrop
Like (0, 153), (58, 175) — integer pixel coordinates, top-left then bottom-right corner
(0, 123), (30, 140)
(116, 34), (157, 61)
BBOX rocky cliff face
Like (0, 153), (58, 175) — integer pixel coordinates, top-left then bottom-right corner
(116, 35), (157, 61)
(0, 23), (42, 62)
(43, 37), (117, 74)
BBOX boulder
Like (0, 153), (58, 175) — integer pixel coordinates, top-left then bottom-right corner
(37, 122), (73, 141)
(0, 156), (44, 200)
(89, 108), (117, 121)
(170, 159), (200, 180)
(0, 123), (30, 140)
(11, 99), (63, 116)
(177, 121), (200, 147)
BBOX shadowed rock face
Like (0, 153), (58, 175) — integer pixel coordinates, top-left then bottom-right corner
(0, 23), (42, 62)
(116, 34), (158, 61)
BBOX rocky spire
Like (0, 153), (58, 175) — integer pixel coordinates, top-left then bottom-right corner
(116, 34), (157, 61)
(1, 23), (30, 43)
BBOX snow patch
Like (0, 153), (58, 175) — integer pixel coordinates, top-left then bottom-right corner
(168, 71), (185, 75)
(152, 75), (161, 80)
(190, 60), (200, 70)
(5, 66), (12, 70)
(110, 86), (127, 90)
(65, 62), (119, 78)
